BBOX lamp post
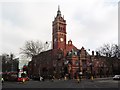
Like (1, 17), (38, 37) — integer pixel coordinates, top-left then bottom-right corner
(44, 41), (52, 51)
(90, 63), (93, 79)
(77, 50), (82, 82)
(10, 54), (14, 72)
(64, 58), (69, 80)
(99, 64), (102, 78)
(56, 49), (63, 79)
(38, 62), (41, 79)
(90, 56), (93, 80)
(44, 41), (52, 77)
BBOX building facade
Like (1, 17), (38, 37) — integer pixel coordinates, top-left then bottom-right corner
(28, 7), (119, 79)
(1, 54), (19, 81)
(2, 54), (19, 73)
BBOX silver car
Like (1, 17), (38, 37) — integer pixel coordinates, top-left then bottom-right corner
(113, 75), (120, 80)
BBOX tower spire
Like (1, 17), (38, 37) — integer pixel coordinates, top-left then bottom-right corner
(58, 5), (60, 11)
(57, 5), (61, 16)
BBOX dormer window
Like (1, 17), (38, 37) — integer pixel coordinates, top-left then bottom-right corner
(69, 42), (72, 45)
(68, 40), (72, 45)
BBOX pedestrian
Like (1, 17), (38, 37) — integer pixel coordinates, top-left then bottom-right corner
(40, 76), (43, 81)
(1, 77), (4, 84)
(77, 77), (80, 83)
(64, 76), (67, 80)
(77, 79), (80, 83)
(51, 75), (54, 82)
(53, 76), (55, 80)
(22, 78), (25, 83)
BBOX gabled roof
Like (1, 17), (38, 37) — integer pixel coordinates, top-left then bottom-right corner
(66, 44), (78, 52)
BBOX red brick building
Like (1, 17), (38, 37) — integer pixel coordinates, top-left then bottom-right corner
(28, 7), (117, 79)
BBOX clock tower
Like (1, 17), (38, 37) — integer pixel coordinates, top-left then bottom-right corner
(52, 6), (66, 50)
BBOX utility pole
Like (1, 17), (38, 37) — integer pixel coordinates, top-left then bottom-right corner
(90, 56), (94, 80)
(10, 54), (14, 72)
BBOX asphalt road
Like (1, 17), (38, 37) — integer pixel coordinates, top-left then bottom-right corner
(2, 78), (120, 88)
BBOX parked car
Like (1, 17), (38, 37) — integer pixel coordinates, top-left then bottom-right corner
(113, 75), (120, 80)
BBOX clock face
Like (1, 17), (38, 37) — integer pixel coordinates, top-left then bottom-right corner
(60, 38), (64, 42)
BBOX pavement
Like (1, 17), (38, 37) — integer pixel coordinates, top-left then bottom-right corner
(1, 77), (120, 89)
(94, 77), (113, 80)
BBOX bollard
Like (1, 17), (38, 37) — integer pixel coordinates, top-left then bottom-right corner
(64, 76), (67, 80)
(91, 76), (94, 81)
(77, 78), (80, 83)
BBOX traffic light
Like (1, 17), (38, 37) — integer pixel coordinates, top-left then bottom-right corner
(23, 65), (27, 71)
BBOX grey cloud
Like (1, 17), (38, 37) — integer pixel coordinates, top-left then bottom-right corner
(0, 0), (118, 55)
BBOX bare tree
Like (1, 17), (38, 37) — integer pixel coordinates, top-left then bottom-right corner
(96, 43), (120, 75)
(96, 43), (120, 58)
(20, 40), (45, 58)
(112, 44), (120, 58)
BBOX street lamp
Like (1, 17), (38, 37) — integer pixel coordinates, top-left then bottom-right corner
(64, 58), (69, 79)
(38, 62), (41, 78)
(43, 41), (52, 77)
(99, 64), (103, 78)
(44, 41), (52, 51)
(90, 56), (94, 80)
(56, 49), (63, 79)
(10, 54), (14, 72)
(77, 50), (82, 82)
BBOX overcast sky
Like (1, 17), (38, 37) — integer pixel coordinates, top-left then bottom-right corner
(0, 0), (119, 67)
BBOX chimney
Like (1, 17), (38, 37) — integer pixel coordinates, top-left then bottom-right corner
(68, 40), (72, 45)
(92, 51), (94, 56)
(96, 52), (98, 56)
